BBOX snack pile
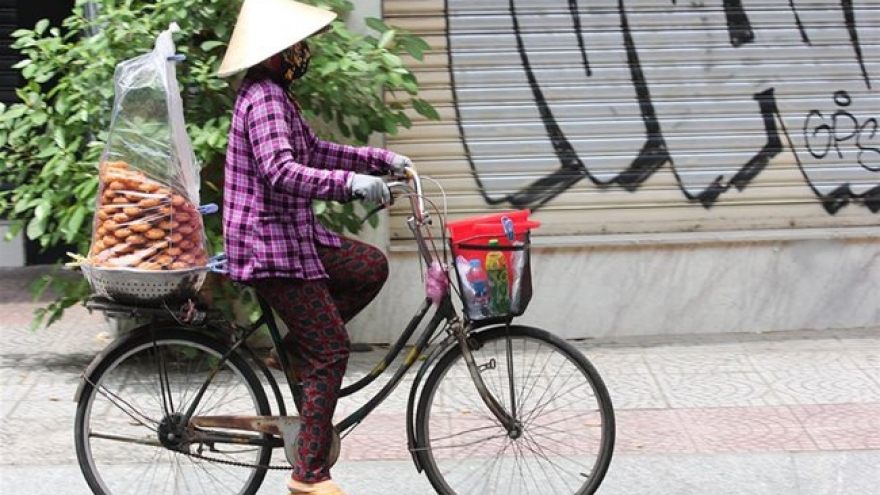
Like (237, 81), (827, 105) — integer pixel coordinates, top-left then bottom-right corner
(89, 160), (207, 270)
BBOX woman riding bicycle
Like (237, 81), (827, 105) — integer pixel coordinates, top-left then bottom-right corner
(217, 0), (411, 493)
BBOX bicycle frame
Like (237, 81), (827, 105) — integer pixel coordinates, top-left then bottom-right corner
(251, 174), (520, 436)
(79, 170), (522, 457)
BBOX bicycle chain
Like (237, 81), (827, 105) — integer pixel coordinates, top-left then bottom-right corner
(176, 426), (347, 471)
(176, 445), (292, 470)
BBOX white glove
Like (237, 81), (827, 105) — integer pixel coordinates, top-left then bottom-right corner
(348, 173), (391, 205)
(389, 153), (413, 179)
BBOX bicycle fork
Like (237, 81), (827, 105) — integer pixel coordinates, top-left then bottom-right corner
(449, 319), (523, 438)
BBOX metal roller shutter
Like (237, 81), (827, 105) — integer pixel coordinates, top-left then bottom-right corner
(383, 0), (879, 240)
(0, 0), (16, 103)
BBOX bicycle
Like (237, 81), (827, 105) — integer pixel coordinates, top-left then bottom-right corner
(73, 168), (616, 495)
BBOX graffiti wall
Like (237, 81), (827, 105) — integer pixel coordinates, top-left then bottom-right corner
(385, 0), (879, 237)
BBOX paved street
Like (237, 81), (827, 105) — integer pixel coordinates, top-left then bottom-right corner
(1, 266), (878, 494)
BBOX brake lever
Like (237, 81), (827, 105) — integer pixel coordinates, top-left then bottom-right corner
(358, 190), (395, 226)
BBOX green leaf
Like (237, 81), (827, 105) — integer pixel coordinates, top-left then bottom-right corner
(13, 198), (35, 215)
(32, 111), (48, 126)
(365, 17), (389, 33)
(11, 28), (34, 39)
(53, 129), (66, 149)
(378, 30), (395, 49)
(31, 274), (52, 302)
(1, 105), (27, 121)
(34, 198), (51, 222)
(200, 40), (225, 51)
(63, 206), (87, 242)
(402, 38), (429, 61)
(35, 19), (50, 35)
(380, 52), (402, 67)
(26, 214), (48, 240)
(22, 63), (37, 79)
(412, 99), (440, 121)
(409, 37), (431, 52)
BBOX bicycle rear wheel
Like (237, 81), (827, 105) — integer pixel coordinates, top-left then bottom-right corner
(415, 325), (615, 495)
(74, 327), (272, 495)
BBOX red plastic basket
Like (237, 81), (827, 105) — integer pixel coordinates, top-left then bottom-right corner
(447, 211), (539, 323)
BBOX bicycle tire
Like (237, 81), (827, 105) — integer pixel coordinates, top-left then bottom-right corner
(74, 327), (272, 495)
(414, 325), (615, 495)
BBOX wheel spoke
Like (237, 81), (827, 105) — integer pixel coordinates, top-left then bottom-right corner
(75, 332), (271, 495)
(93, 383), (160, 431)
(419, 328), (614, 495)
(520, 431), (581, 492)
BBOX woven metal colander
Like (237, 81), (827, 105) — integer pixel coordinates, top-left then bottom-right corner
(82, 264), (208, 305)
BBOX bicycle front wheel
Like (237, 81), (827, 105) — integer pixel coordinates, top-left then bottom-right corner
(415, 325), (615, 495)
(74, 327), (272, 495)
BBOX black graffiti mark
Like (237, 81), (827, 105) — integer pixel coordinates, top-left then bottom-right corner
(789, 0), (811, 44)
(568, 0), (592, 77)
(823, 184), (880, 213)
(786, 92), (880, 213)
(692, 89), (783, 206)
(842, 0), (871, 89)
(444, 2), (494, 206)
(724, 0), (754, 47)
(804, 91), (880, 173)
(504, 0), (670, 209)
(505, 0), (587, 209)
(613, 0), (671, 192)
(731, 90), (784, 191)
(858, 119), (880, 172)
(446, 0), (878, 214)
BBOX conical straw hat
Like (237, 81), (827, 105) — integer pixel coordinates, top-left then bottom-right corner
(218, 0), (337, 78)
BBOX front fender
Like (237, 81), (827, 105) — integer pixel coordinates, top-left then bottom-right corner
(405, 321), (540, 471)
(405, 335), (458, 472)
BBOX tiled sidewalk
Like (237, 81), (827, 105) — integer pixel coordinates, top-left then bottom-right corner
(1, 266), (878, 468)
(334, 330), (880, 461)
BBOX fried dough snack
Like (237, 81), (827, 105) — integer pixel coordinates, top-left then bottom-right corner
(88, 161), (208, 270)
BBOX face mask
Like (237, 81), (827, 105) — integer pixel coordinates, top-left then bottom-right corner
(279, 41), (311, 83)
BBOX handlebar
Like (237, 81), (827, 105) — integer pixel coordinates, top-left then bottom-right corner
(360, 166), (430, 227)
(390, 166), (428, 222)
(358, 166), (436, 267)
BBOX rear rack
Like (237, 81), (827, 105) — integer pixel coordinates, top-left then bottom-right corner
(85, 295), (222, 326)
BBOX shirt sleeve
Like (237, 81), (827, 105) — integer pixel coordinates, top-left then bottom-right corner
(246, 85), (353, 201)
(301, 114), (395, 175)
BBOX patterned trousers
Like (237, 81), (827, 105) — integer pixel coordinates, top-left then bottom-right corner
(251, 238), (389, 482)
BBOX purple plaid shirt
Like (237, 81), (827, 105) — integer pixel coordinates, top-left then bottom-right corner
(223, 74), (393, 282)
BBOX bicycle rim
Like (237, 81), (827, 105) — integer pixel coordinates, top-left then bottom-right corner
(75, 330), (271, 495)
(416, 326), (615, 495)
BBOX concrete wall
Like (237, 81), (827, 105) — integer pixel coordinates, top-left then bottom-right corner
(0, 222), (25, 267)
(349, 228), (880, 343)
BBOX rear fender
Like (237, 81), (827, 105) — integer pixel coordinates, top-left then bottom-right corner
(74, 323), (158, 403)
(73, 324), (225, 403)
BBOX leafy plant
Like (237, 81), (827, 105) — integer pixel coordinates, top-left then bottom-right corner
(0, 0), (436, 327)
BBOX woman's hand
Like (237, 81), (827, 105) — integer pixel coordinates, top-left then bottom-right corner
(389, 153), (413, 179)
(348, 174), (391, 205)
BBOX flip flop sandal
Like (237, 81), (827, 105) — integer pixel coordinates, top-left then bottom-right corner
(287, 480), (347, 495)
